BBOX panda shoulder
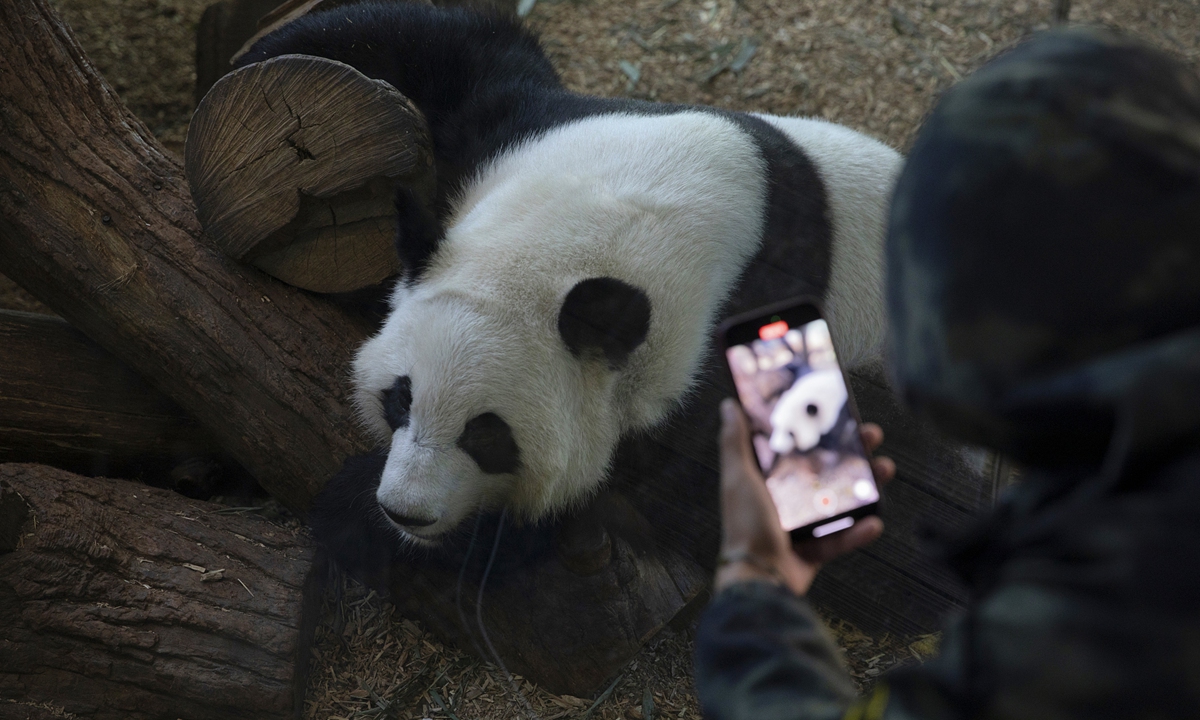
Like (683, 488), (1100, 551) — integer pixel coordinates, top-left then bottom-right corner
(752, 115), (902, 193)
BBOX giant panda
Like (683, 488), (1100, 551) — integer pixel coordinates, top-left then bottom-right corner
(768, 370), (851, 455)
(239, 1), (901, 547)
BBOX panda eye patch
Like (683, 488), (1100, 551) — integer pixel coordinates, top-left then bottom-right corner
(457, 413), (520, 474)
(806, 403), (819, 417)
(382, 376), (413, 431)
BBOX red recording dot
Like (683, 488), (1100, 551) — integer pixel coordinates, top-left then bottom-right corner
(759, 320), (788, 340)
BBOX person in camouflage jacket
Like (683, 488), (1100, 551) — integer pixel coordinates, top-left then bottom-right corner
(695, 26), (1200, 720)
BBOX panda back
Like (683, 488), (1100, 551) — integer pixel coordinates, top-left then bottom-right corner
(754, 115), (903, 369)
(433, 110), (772, 425)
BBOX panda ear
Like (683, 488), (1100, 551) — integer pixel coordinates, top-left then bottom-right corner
(558, 277), (651, 368)
(393, 186), (444, 281)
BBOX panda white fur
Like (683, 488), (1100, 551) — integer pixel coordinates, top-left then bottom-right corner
(769, 370), (849, 455)
(240, 2), (901, 544)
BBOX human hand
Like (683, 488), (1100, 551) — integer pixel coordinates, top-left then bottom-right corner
(714, 399), (896, 596)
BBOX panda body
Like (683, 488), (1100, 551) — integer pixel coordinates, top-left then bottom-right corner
(240, 2), (901, 543)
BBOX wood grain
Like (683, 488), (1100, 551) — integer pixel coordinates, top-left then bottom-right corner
(0, 0), (375, 514)
(187, 54), (433, 292)
(0, 310), (223, 476)
(0, 464), (323, 720)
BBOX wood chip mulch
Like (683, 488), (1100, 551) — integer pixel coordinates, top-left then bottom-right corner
(304, 575), (702, 720)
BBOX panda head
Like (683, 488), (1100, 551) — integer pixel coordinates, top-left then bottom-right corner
(768, 369), (849, 455)
(352, 271), (651, 545)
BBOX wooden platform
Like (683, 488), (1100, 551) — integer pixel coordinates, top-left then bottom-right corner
(816, 368), (1003, 637)
(359, 250), (1012, 694)
(606, 361), (1002, 641)
(595, 245), (1007, 641)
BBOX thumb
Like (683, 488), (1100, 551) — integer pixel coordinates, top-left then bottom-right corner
(719, 399), (755, 484)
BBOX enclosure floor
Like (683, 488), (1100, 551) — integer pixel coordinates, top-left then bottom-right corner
(12, 0), (1200, 718)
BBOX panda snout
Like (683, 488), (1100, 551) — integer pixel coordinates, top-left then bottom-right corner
(380, 504), (437, 529)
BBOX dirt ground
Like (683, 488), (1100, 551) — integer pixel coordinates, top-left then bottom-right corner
(9, 0), (1200, 718)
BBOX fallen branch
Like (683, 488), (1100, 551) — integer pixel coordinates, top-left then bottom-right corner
(0, 0), (375, 514)
(0, 309), (223, 477)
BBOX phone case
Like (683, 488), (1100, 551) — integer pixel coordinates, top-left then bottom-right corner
(717, 296), (881, 541)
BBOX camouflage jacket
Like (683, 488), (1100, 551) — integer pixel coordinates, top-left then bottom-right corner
(694, 446), (1200, 719)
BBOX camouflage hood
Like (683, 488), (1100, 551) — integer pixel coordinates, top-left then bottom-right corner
(886, 27), (1200, 467)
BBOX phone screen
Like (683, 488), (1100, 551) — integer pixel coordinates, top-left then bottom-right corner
(724, 314), (879, 536)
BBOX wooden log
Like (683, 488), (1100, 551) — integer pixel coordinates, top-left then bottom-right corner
(186, 55), (432, 292)
(192, 0), (525, 293)
(0, 701), (70, 720)
(0, 0), (375, 515)
(0, 309), (224, 478)
(0, 463), (323, 720)
(310, 454), (709, 696)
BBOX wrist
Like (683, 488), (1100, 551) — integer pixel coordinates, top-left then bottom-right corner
(715, 547), (817, 596)
(715, 549), (785, 591)
(714, 560), (781, 591)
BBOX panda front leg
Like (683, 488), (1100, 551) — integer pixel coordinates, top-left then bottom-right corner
(307, 451), (401, 591)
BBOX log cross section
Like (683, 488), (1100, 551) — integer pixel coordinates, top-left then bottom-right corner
(187, 54), (434, 292)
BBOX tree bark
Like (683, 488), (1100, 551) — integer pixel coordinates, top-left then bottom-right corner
(0, 702), (70, 720)
(0, 463), (324, 720)
(0, 0), (375, 515)
(0, 309), (225, 478)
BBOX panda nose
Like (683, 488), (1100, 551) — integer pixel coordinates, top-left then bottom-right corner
(806, 403), (819, 416)
(380, 505), (437, 528)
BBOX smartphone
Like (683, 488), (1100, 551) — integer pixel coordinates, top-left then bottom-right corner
(717, 298), (880, 541)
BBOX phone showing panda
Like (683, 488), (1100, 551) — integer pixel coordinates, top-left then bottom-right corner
(718, 298), (881, 541)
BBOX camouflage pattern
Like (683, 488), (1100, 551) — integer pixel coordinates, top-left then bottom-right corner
(696, 27), (1200, 720)
(886, 26), (1200, 466)
(697, 450), (1200, 719)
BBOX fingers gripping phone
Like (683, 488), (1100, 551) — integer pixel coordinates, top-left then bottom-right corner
(718, 298), (881, 541)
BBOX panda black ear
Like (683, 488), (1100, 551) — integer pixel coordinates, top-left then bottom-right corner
(558, 277), (651, 368)
(393, 186), (444, 281)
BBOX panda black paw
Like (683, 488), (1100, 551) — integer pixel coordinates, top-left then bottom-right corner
(308, 451), (404, 592)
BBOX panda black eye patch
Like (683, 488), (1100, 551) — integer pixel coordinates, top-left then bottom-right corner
(457, 413), (520, 474)
(382, 376), (413, 431)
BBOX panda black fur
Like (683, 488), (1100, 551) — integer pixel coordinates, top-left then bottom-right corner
(770, 372), (861, 460)
(239, 2), (900, 545)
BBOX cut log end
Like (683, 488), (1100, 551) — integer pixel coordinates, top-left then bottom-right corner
(186, 54), (433, 292)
